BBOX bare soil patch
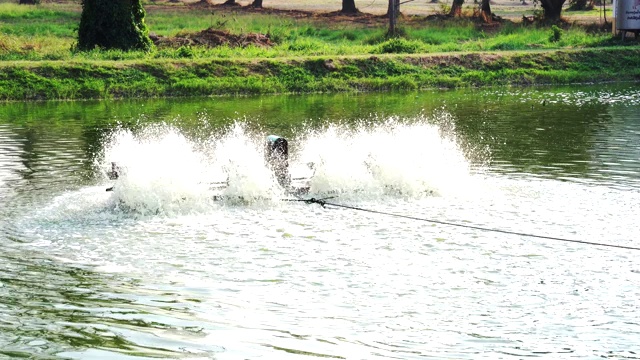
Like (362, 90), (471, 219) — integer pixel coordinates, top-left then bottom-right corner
(151, 27), (273, 48)
(187, 0), (315, 19)
(41, 0), (608, 28)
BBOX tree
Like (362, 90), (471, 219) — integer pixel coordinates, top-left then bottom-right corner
(449, 0), (464, 16)
(78, 0), (152, 51)
(479, 0), (492, 22)
(250, 0), (263, 7)
(18, 0), (39, 4)
(386, 0), (399, 17)
(387, 0), (400, 35)
(341, 0), (358, 14)
(539, 0), (566, 20)
(568, 0), (594, 10)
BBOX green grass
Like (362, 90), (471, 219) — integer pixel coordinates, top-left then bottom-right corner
(2, 48), (639, 100)
(0, 2), (638, 100)
(0, 2), (627, 62)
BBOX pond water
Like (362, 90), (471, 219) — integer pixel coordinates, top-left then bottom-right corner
(1, 84), (639, 359)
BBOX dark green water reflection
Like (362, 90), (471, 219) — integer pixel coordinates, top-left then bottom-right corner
(2, 84), (639, 186)
(0, 249), (190, 359)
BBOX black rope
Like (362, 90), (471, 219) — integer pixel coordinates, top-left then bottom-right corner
(296, 197), (640, 251)
(282, 196), (337, 207)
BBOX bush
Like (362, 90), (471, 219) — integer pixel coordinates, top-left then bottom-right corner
(568, 0), (594, 10)
(176, 45), (194, 58)
(377, 38), (421, 54)
(549, 25), (563, 43)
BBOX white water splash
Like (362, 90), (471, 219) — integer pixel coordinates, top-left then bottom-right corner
(99, 126), (215, 215)
(295, 118), (474, 199)
(96, 116), (478, 214)
(209, 124), (283, 201)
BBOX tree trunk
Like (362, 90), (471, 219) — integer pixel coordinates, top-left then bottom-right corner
(223, 0), (237, 5)
(540, 0), (565, 20)
(78, 0), (152, 51)
(569, 0), (588, 9)
(388, 0), (395, 34)
(568, 0), (594, 10)
(19, 0), (38, 4)
(386, 0), (400, 18)
(251, 0), (263, 7)
(480, 0), (492, 22)
(341, 0), (358, 14)
(449, 0), (464, 16)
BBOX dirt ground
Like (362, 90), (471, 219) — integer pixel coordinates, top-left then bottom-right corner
(172, 0), (610, 24)
(151, 27), (274, 48)
(179, 0), (535, 17)
(26, 0), (611, 26)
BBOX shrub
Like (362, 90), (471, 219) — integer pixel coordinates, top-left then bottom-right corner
(176, 45), (194, 58)
(377, 38), (421, 54)
(549, 25), (563, 43)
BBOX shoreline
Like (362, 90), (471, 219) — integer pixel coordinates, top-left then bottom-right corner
(2, 47), (640, 101)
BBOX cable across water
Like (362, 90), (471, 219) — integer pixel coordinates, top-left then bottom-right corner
(288, 197), (640, 251)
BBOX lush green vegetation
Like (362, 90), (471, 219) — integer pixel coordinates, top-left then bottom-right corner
(2, 48), (640, 100)
(0, 3), (622, 61)
(0, 2), (638, 100)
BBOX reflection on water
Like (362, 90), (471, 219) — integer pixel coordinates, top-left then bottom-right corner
(0, 84), (639, 359)
(0, 248), (221, 359)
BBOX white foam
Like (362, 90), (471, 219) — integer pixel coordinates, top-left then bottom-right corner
(101, 126), (216, 215)
(296, 118), (474, 198)
(210, 123), (282, 201)
(96, 115), (478, 214)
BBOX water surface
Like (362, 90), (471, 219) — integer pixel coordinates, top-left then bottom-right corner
(1, 85), (639, 359)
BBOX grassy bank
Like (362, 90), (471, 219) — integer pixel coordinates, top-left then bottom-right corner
(3, 48), (640, 100)
(0, 2), (638, 100)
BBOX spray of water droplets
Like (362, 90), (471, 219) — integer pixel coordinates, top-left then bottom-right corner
(94, 115), (481, 215)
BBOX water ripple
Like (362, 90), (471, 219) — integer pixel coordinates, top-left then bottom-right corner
(1, 86), (640, 359)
